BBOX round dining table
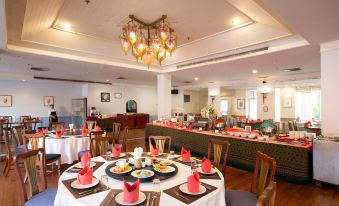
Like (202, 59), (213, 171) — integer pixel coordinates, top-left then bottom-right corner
(54, 156), (226, 206)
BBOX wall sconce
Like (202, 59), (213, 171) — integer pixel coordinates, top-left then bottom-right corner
(261, 93), (267, 105)
(210, 95), (216, 103)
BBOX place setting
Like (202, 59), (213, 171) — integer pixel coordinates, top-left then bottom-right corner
(66, 152), (104, 173)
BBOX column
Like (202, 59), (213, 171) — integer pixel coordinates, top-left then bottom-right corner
(321, 40), (339, 135)
(157, 74), (172, 119)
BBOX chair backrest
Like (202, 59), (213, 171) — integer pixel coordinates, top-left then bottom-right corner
(23, 118), (37, 133)
(149, 136), (171, 153)
(119, 126), (128, 152)
(20, 115), (31, 122)
(3, 128), (13, 159)
(207, 139), (230, 175)
(293, 120), (299, 131)
(86, 121), (96, 130)
(1, 116), (12, 122)
(288, 121), (295, 131)
(23, 134), (45, 151)
(12, 125), (25, 146)
(14, 148), (46, 205)
(51, 122), (65, 131)
(89, 131), (106, 156)
(0, 119), (8, 139)
(251, 151), (277, 196)
(112, 122), (121, 141)
(256, 181), (277, 206)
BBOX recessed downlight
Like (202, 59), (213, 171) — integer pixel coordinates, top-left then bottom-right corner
(252, 70), (258, 74)
(106, 79), (110, 82)
(231, 17), (241, 26)
(63, 23), (72, 30)
(194, 77), (199, 81)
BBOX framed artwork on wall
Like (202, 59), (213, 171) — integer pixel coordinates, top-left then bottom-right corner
(114, 93), (122, 99)
(184, 95), (190, 103)
(101, 92), (110, 102)
(237, 99), (245, 109)
(43, 96), (54, 106)
(283, 97), (292, 108)
(263, 106), (268, 112)
(0, 95), (12, 107)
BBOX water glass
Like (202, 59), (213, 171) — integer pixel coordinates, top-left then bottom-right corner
(153, 178), (161, 196)
(101, 174), (109, 189)
(191, 158), (198, 174)
(106, 151), (112, 161)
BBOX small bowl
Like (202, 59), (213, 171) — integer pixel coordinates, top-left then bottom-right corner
(241, 133), (249, 138)
(234, 133), (241, 137)
(248, 134), (257, 139)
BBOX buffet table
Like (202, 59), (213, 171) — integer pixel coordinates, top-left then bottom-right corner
(54, 156), (226, 206)
(145, 124), (313, 184)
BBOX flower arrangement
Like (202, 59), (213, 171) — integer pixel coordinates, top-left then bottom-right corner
(201, 104), (221, 119)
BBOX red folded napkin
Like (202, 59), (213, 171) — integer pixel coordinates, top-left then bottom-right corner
(61, 126), (66, 134)
(112, 144), (122, 157)
(43, 128), (49, 133)
(181, 146), (191, 161)
(150, 144), (159, 156)
(95, 125), (102, 131)
(188, 123), (193, 130)
(201, 157), (212, 173)
(77, 166), (93, 185)
(55, 130), (62, 138)
(124, 179), (140, 203)
(187, 172), (200, 193)
(81, 125), (88, 136)
(37, 129), (43, 135)
(81, 152), (91, 167)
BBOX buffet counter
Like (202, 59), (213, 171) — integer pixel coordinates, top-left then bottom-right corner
(145, 124), (312, 184)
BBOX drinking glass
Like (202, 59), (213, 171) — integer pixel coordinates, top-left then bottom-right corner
(153, 178), (161, 196)
(191, 158), (197, 174)
(101, 174), (109, 189)
(106, 151), (112, 161)
(169, 150), (174, 159)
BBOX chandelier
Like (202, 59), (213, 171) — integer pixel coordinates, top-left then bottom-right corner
(120, 15), (177, 67)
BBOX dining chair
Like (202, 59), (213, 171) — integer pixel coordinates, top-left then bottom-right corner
(288, 121), (295, 131)
(256, 181), (277, 206)
(86, 121), (96, 130)
(78, 130), (105, 159)
(20, 115), (32, 122)
(112, 122), (121, 144)
(225, 151), (277, 206)
(207, 138), (230, 183)
(89, 131), (108, 156)
(23, 134), (61, 176)
(3, 128), (25, 176)
(149, 136), (172, 153)
(14, 148), (57, 206)
(50, 122), (65, 131)
(23, 118), (37, 134)
(12, 125), (25, 149)
(293, 120), (299, 131)
(0, 119), (7, 143)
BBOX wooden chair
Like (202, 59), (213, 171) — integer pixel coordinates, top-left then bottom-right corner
(89, 131), (107, 156)
(225, 151), (277, 206)
(78, 130), (106, 159)
(149, 136), (172, 153)
(288, 121), (295, 131)
(86, 121), (96, 130)
(3, 128), (25, 176)
(23, 134), (61, 176)
(0, 119), (8, 143)
(207, 138), (230, 181)
(12, 125), (25, 148)
(50, 122), (65, 131)
(23, 118), (37, 134)
(14, 148), (57, 206)
(256, 181), (277, 206)
(112, 122), (121, 144)
(20, 115), (32, 122)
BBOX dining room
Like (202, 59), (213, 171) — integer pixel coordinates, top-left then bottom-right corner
(1, 0), (339, 206)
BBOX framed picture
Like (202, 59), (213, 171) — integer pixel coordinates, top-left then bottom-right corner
(114, 93), (122, 99)
(184, 95), (190, 103)
(43, 96), (54, 106)
(0, 95), (12, 107)
(263, 106), (268, 112)
(237, 99), (245, 109)
(283, 97), (292, 108)
(101, 92), (110, 102)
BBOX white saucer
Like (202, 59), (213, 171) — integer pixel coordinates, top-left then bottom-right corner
(196, 167), (217, 175)
(111, 152), (126, 158)
(77, 161), (96, 169)
(70, 178), (99, 189)
(147, 152), (163, 157)
(154, 165), (176, 174)
(178, 157), (193, 162)
(179, 183), (206, 195)
(131, 170), (155, 179)
(115, 192), (146, 205)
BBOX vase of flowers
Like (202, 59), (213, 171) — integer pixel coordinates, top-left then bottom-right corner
(201, 104), (220, 129)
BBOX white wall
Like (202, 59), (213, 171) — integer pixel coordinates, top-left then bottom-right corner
(257, 91), (275, 120)
(0, 80), (84, 117)
(231, 89), (247, 116)
(183, 90), (208, 114)
(171, 88), (184, 114)
(87, 83), (157, 118)
(321, 40), (339, 135)
(280, 86), (296, 119)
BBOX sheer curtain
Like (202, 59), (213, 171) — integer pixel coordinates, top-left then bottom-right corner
(295, 89), (321, 122)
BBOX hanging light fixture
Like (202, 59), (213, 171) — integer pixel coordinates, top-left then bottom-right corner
(119, 15), (177, 67)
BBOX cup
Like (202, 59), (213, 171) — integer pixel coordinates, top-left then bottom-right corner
(134, 158), (142, 169)
(117, 159), (127, 167)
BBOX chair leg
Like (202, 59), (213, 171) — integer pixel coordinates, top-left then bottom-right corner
(57, 158), (61, 176)
(3, 157), (9, 175)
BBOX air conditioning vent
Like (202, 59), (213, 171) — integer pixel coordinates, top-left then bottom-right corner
(177, 47), (269, 69)
(33, 76), (111, 85)
(183, 81), (192, 84)
(30, 67), (50, 71)
(116, 77), (128, 80)
(283, 68), (302, 72)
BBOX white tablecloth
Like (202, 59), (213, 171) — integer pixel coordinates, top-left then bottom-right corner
(42, 136), (90, 164)
(54, 156), (226, 206)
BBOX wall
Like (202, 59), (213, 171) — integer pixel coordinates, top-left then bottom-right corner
(280, 86), (296, 119)
(231, 89), (247, 116)
(183, 90), (208, 114)
(257, 91), (275, 120)
(0, 80), (84, 126)
(171, 88), (184, 115)
(87, 83), (158, 120)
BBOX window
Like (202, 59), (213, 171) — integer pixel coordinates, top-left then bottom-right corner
(220, 99), (229, 116)
(296, 89), (321, 122)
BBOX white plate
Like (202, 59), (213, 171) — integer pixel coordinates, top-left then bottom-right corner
(131, 170), (154, 179)
(115, 192), (146, 206)
(147, 152), (163, 157)
(110, 165), (133, 174)
(179, 183), (206, 195)
(178, 157), (194, 162)
(196, 167), (217, 175)
(70, 178), (99, 189)
(111, 152), (126, 158)
(77, 162), (96, 169)
(153, 165), (176, 174)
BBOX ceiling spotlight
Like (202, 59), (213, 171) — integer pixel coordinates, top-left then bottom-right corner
(106, 79), (110, 82)
(63, 23), (72, 30)
(231, 17), (241, 26)
(194, 77), (199, 81)
(252, 70), (258, 74)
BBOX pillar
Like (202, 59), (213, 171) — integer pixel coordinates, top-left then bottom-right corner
(157, 74), (172, 119)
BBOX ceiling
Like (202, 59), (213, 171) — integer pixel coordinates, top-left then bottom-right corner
(1, 0), (338, 88)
